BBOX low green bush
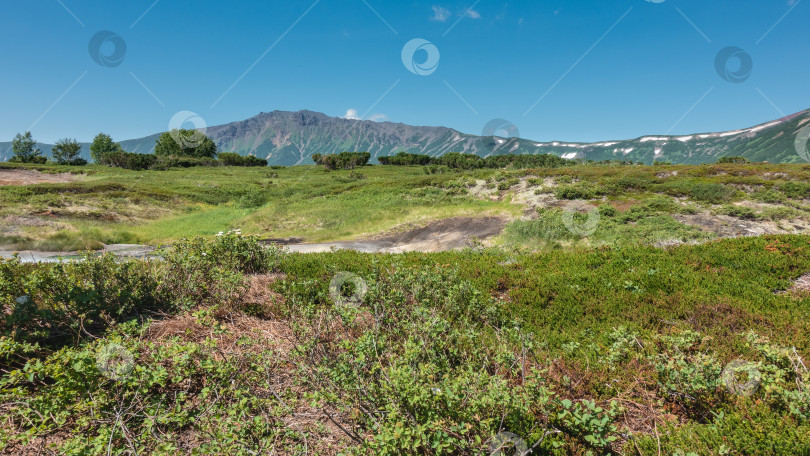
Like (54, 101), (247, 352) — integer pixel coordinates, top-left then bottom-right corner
(555, 184), (597, 200)
(781, 182), (810, 199)
(217, 152), (268, 167)
(718, 204), (760, 220)
(752, 189), (787, 204)
(717, 156), (751, 164)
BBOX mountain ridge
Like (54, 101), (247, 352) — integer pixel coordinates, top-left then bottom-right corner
(2, 109), (809, 165)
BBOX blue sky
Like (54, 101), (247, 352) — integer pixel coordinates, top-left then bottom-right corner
(0, 0), (807, 144)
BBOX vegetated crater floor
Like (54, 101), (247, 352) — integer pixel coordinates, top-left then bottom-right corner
(0, 169), (75, 186)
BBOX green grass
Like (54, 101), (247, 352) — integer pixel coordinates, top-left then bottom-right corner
(127, 205), (255, 244)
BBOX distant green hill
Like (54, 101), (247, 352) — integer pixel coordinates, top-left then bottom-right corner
(3, 109), (809, 165)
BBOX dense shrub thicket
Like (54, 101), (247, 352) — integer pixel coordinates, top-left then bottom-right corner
(378, 151), (576, 169)
(89, 130), (268, 170)
(311, 151), (371, 170)
(717, 156), (751, 164)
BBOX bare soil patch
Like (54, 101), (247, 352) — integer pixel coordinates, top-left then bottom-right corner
(673, 213), (808, 238)
(279, 216), (508, 253)
(0, 169), (75, 186)
(782, 273), (810, 299)
(380, 216), (506, 248)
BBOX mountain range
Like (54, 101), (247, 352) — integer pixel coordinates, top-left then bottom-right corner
(2, 109), (809, 166)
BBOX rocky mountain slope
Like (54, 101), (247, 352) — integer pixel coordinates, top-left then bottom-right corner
(2, 109), (809, 166)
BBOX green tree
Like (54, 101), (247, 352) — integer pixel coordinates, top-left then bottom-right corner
(10, 131), (44, 163)
(154, 129), (217, 159)
(51, 138), (85, 165)
(90, 133), (122, 163)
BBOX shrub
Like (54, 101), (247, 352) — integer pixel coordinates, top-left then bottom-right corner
(653, 331), (724, 418)
(378, 152), (572, 169)
(0, 255), (164, 349)
(718, 204), (759, 220)
(378, 151), (432, 165)
(237, 188), (268, 208)
(9, 156), (47, 164)
(690, 183), (737, 203)
(752, 189), (786, 204)
(152, 155), (217, 170)
(218, 152), (268, 167)
(717, 156), (750, 164)
(555, 184), (597, 200)
(781, 182), (810, 199)
(153, 232), (280, 312)
(51, 138), (84, 165)
(663, 181), (737, 204)
(285, 264), (561, 454)
(9, 131), (44, 163)
(154, 129), (217, 158)
(761, 207), (798, 221)
(598, 203), (617, 217)
(97, 150), (158, 170)
(312, 152), (370, 170)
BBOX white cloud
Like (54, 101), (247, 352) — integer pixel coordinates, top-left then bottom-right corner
(342, 109), (360, 120)
(431, 5), (451, 22)
(465, 9), (481, 19)
(341, 109), (387, 122)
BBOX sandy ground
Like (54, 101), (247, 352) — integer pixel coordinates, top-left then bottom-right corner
(0, 169), (75, 186)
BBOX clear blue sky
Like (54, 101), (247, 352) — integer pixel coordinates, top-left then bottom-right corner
(1, 0), (807, 144)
